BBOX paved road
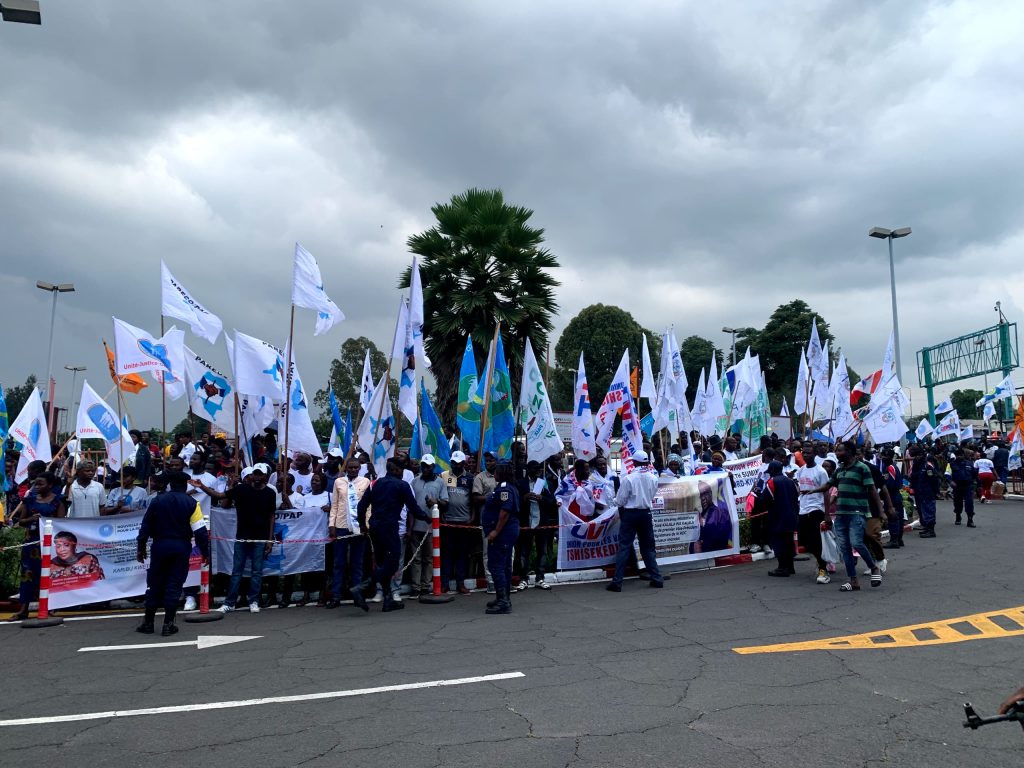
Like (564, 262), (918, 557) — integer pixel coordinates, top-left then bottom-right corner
(2, 498), (1022, 767)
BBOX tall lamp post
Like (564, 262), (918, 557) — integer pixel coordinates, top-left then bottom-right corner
(64, 365), (86, 434)
(722, 327), (739, 368)
(37, 280), (75, 434)
(868, 227), (911, 384)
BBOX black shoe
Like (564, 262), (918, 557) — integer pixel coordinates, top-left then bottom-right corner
(486, 597), (501, 608)
(638, 571), (671, 581)
(919, 530), (936, 538)
(966, 520), (977, 528)
(606, 582), (622, 593)
(351, 591), (369, 613)
(136, 621), (155, 635)
(161, 623), (178, 637)
(381, 598), (405, 612)
(767, 568), (792, 577)
(277, 600), (290, 609)
(954, 517), (962, 525)
(884, 542), (901, 550)
(324, 600), (340, 609)
(648, 580), (664, 588)
(485, 592), (512, 615)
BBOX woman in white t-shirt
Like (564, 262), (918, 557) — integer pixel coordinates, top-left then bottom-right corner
(974, 452), (996, 502)
(795, 462), (832, 583)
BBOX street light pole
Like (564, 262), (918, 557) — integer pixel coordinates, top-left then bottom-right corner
(868, 227), (912, 385)
(64, 365), (86, 434)
(722, 327), (738, 368)
(36, 280), (75, 434)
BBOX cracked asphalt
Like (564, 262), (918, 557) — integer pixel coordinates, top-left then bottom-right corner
(2, 498), (1022, 767)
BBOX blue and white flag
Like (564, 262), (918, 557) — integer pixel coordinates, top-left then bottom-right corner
(408, 256), (431, 368)
(112, 317), (185, 400)
(76, 379), (134, 471)
(356, 372), (395, 476)
(281, 345), (322, 458)
(9, 387), (51, 483)
(934, 410), (961, 438)
(392, 297), (417, 425)
(915, 419), (934, 440)
(292, 242), (344, 336)
(595, 350), (631, 452)
(933, 398), (954, 415)
(360, 349), (375, 412)
(160, 261), (223, 344)
(572, 352), (597, 460)
(184, 346), (235, 436)
(232, 331), (286, 402)
(983, 400), (997, 422)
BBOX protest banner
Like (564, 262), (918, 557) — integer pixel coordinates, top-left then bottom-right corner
(41, 512), (200, 610)
(211, 506), (327, 577)
(636, 475), (740, 567)
(556, 506), (620, 570)
(696, 456), (764, 511)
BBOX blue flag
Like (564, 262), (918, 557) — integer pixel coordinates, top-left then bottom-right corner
(419, 379), (451, 472)
(456, 336), (481, 452)
(639, 411), (655, 439)
(481, 334), (515, 460)
(343, 406), (353, 456)
(329, 387), (344, 437)
(409, 417), (422, 463)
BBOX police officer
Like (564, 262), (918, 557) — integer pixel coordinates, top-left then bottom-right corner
(355, 457), (428, 613)
(482, 461), (520, 615)
(136, 471), (210, 636)
(947, 446), (977, 527)
(909, 445), (940, 538)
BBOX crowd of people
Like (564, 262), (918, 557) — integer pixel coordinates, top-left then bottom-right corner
(2, 423), (1012, 628)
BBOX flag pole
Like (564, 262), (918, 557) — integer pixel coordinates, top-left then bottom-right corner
(116, 385), (136, 430)
(160, 316), (167, 442)
(233, 394), (242, 471)
(477, 323), (501, 469)
(367, 297), (406, 470)
(282, 304), (296, 478)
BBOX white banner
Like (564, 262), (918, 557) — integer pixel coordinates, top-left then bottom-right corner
(556, 506), (620, 570)
(696, 456), (764, 510)
(41, 513), (200, 610)
(211, 506), (327, 577)
(638, 475), (740, 567)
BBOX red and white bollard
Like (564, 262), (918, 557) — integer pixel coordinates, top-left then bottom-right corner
(186, 516), (223, 623)
(22, 519), (63, 628)
(419, 503), (453, 604)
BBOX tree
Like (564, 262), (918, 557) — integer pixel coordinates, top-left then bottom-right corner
(735, 300), (841, 410)
(3, 375), (38, 421)
(951, 388), (983, 419)
(679, 336), (724, 402)
(312, 337), (396, 421)
(170, 414), (211, 438)
(550, 305), (659, 411)
(400, 188), (560, 426)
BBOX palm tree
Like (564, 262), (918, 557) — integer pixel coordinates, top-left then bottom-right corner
(400, 188), (560, 427)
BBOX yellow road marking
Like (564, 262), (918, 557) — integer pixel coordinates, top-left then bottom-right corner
(733, 605), (1024, 654)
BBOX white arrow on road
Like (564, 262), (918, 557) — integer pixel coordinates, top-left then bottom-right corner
(78, 635), (262, 653)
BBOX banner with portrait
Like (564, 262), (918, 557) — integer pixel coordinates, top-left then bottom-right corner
(210, 506), (327, 577)
(636, 474), (740, 568)
(695, 456), (764, 511)
(41, 513), (200, 610)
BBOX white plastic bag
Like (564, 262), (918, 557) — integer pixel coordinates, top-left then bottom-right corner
(820, 529), (840, 564)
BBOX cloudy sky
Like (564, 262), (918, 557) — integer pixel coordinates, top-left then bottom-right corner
(2, 0), (1023, 430)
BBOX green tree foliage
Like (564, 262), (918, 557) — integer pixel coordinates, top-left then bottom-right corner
(3, 375), (38, 421)
(550, 304), (658, 411)
(735, 300), (844, 410)
(679, 336), (724, 402)
(312, 337), (395, 421)
(400, 188), (560, 426)
(950, 388), (983, 419)
(170, 414), (211, 438)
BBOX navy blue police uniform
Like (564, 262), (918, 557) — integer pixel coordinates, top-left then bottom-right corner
(482, 480), (520, 607)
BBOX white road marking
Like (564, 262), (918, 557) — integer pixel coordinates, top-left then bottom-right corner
(78, 635), (262, 653)
(0, 672), (525, 727)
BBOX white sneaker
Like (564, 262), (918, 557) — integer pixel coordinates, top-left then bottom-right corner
(249, 602), (260, 614)
(218, 603), (234, 613)
(862, 567), (872, 576)
(183, 596), (197, 611)
(392, 591), (403, 603)
(371, 589), (384, 603)
(815, 569), (831, 584)
(762, 547), (774, 558)
(879, 559), (888, 574)
(749, 545), (762, 553)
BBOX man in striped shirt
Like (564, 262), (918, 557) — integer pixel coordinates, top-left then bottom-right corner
(829, 441), (883, 591)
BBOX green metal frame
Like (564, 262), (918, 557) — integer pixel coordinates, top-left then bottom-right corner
(916, 323), (1018, 423)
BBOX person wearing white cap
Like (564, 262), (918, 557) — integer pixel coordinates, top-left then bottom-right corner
(441, 451), (474, 594)
(607, 450), (664, 592)
(409, 454), (448, 596)
(319, 448), (345, 491)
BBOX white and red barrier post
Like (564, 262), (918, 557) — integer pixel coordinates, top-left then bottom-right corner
(186, 515), (223, 623)
(22, 519), (63, 628)
(419, 503), (453, 604)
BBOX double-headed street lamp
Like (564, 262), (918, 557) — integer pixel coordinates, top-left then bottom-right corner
(868, 227), (911, 385)
(64, 365), (86, 433)
(37, 280), (75, 432)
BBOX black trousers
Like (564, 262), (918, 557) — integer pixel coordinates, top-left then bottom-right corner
(369, 526), (402, 591)
(770, 531), (795, 572)
(145, 540), (192, 611)
(797, 510), (827, 570)
(953, 485), (975, 520)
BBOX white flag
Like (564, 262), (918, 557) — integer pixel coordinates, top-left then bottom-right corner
(160, 261), (223, 343)
(360, 349), (375, 413)
(934, 410), (961, 438)
(572, 352), (597, 460)
(780, 397), (790, 418)
(933, 398), (954, 415)
(993, 374), (1016, 400)
(151, 326), (186, 401)
(408, 256), (431, 368)
(225, 336), (273, 453)
(983, 400), (997, 422)
(10, 388), (51, 483)
(595, 350), (631, 452)
(184, 346), (235, 435)
(691, 368), (708, 435)
(76, 380), (134, 471)
(393, 298), (417, 425)
(356, 372), (395, 476)
(1009, 431), (1023, 471)
(882, 331), (896, 382)
(915, 419), (934, 440)
(667, 331), (693, 434)
(794, 349), (809, 416)
(960, 425), (974, 441)
(640, 334), (657, 403)
(292, 242), (345, 336)
(519, 338), (563, 463)
(112, 317), (184, 381)
(864, 398), (908, 444)
(280, 346), (323, 458)
(705, 353), (727, 434)
(807, 320), (826, 381)
(232, 331), (286, 402)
